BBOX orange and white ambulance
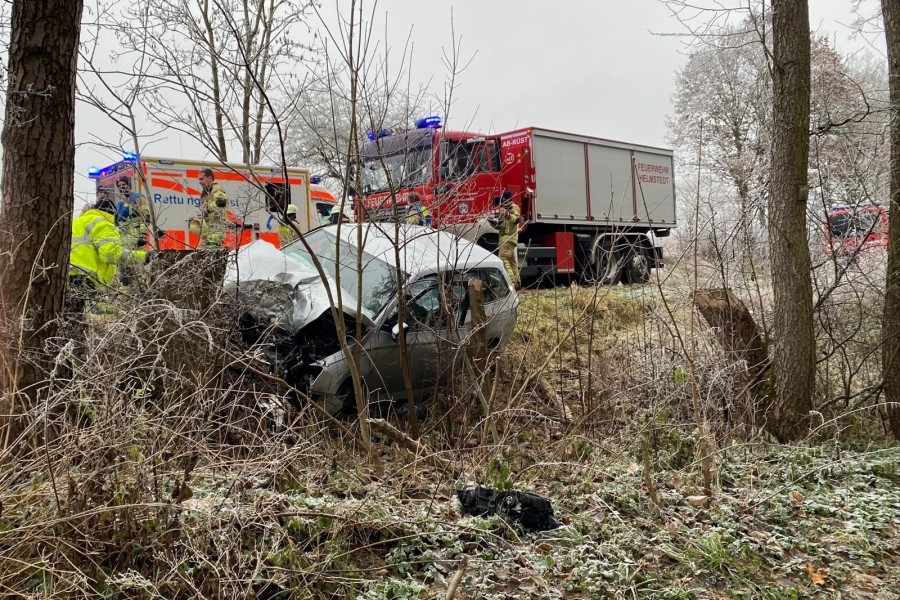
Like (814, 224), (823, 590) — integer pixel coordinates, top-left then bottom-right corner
(88, 154), (337, 250)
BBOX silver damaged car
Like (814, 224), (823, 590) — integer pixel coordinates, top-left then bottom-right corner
(225, 224), (519, 414)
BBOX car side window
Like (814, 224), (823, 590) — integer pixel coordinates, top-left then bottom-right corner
(482, 268), (511, 302)
(465, 268), (511, 303)
(448, 271), (481, 324)
(404, 277), (443, 329)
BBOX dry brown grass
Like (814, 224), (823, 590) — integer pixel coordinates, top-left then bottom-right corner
(0, 251), (895, 598)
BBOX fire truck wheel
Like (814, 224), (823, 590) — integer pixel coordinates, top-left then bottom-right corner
(623, 250), (651, 284)
(592, 240), (624, 285)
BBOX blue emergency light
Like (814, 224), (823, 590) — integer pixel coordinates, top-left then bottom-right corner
(365, 129), (393, 141)
(122, 151), (138, 161)
(87, 167), (100, 178)
(310, 176), (322, 184)
(415, 115), (442, 128)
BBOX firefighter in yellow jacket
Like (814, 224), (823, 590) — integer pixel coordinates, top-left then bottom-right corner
(278, 204), (300, 247)
(490, 190), (521, 288)
(405, 192), (432, 226)
(189, 168), (229, 249)
(69, 193), (147, 311)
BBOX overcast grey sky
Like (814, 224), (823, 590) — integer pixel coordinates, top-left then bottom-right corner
(73, 0), (883, 201)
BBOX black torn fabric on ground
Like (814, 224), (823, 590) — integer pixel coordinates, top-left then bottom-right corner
(456, 486), (561, 531)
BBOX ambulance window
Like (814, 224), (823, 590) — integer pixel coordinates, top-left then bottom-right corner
(316, 203), (332, 226)
(265, 183), (290, 213)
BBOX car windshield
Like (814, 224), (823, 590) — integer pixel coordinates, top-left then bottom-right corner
(828, 210), (880, 237)
(282, 228), (402, 318)
(361, 147), (433, 194)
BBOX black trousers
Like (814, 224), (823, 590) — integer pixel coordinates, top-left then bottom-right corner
(66, 275), (99, 316)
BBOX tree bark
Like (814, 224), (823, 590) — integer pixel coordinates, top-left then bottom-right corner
(767, 0), (815, 442)
(0, 0), (84, 434)
(693, 288), (770, 398)
(199, 0), (228, 161)
(882, 0), (900, 440)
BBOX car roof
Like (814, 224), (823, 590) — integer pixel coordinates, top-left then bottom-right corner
(324, 223), (505, 276)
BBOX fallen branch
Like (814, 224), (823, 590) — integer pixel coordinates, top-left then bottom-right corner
(537, 375), (571, 423)
(445, 556), (469, 599)
(369, 418), (455, 473)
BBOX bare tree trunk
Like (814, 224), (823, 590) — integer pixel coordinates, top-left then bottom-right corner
(239, 0), (259, 163)
(693, 288), (770, 399)
(881, 0), (900, 440)
(767, 0), (815, 442)
(252, 0), (276, 164)
(0, 0), (83, 433)
(200, 0), (228, 161)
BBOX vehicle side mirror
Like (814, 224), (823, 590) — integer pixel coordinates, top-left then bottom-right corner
(347, 183), (358, 197)
(439, 165), (449, 179)
(391, 322), (409, 342)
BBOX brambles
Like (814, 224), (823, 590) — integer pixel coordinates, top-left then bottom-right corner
(1, 252), (898, 597)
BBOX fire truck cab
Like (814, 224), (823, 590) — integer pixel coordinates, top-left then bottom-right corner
(825, 201), (889, 258)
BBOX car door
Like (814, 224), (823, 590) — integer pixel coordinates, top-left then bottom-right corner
(451, 267), (518, 351)
(401, 276), (447, 391)
(476, 267), (517, 345)
(359, 277), (441, 399)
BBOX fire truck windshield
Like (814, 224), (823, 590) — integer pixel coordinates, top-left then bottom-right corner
(361, 148), (432, 194)
(828, 210), (879, 238)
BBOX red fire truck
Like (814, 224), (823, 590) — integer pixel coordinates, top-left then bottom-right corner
(357, 117), (676, 283)
(825, 201), (889, 258)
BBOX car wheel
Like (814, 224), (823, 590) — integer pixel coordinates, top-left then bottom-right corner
(623, 250), (651, 285)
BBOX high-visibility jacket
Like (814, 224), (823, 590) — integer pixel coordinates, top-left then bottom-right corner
(406, 202), (431, 226)
(278, 221), (299, 247)
(69, 209), (145, 287)
(116, 191), (150, 226)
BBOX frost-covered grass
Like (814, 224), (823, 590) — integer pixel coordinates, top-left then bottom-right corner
(1, 269), (897, 598)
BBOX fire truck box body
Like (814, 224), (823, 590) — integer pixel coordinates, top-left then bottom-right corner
(511, 128), (675, 228)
